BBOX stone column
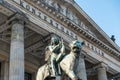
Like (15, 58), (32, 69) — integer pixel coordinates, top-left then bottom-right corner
(96, 63), (108, 80)
(4, 61), (9, 80)
(118, 78), (120, 80)
(0, 62), (8, 80)
(117, 78), (120, 80)
(9, 20), (24, 80)
(75, 54), (87, 80)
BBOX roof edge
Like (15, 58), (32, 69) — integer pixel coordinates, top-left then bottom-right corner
(72, 2), (120, 52)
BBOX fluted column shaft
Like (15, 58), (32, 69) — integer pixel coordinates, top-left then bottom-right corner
(75, 55), (87, 80)
(9, 20), (24, 80)
(118, 78), (120, 80)
(4, 61), (9, 80)
(96, 63), (108, 80)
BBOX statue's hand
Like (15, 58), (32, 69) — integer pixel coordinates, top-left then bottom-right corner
(60, 44), (65, 53)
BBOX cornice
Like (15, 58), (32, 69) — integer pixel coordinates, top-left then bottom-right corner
(72, 2), (120, 53)
(5, 0), (120, 59)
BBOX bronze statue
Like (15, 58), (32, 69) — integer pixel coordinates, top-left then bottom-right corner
(60, 40), (83, 80)
(36, 36), (65, 80)
(46, 36), (65, 76)
(36, 36), (83, 80)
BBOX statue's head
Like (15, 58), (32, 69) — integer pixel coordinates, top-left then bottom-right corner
(69, 40), (83, 54)
(51, 36), (59, 45)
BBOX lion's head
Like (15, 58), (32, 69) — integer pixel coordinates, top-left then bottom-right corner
(69, 40), (84, 54)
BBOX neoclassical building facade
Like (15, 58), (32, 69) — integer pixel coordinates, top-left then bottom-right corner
(0, 0), (120, 80)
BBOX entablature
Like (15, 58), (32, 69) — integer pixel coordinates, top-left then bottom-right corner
(83, 45), (120, 74)
(3, 0), (120, 60)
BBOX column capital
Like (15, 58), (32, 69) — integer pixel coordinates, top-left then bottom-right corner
(11, 19), (25, 25)
(9, 13), (28, 25)
(94, 62), (108, 71)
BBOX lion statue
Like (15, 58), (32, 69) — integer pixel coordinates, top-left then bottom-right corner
(36, 38), (83, 80)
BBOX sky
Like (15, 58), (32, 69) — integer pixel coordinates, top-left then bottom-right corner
(74, 0), (120, 47)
